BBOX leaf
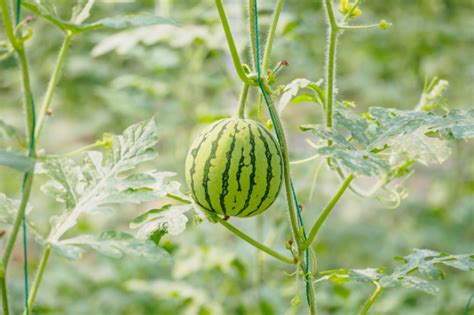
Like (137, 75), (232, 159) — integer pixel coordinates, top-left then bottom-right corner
(380, 275), (439, 295)
(277, 78), (323, 113)
(77, 14), (178, 33)
(56, 231), (170, 261)
(0, 193), (31, 225)
(23, 1), (177, 33)
(387, 130), (452, 165)
(300, 125), (390, 176)
(0, 150), (34, 172)
(130, 204), (195, 238)
(379, 249), (473, 293)
(317, 268), (384, 284)
(302, 106), (474, 180)
(318, 249), (473, 296)
(38, 119), (185, 242)
(70, 0), (95, 24)
(318, 146), (390, 176)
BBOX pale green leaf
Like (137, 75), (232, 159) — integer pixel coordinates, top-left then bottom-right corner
(130, 204), (194, 238)
(23, 1), (176, 33)
(278, 78), (323, 113)
(56, 231), (170, 261)
(38, 119), (185, 242)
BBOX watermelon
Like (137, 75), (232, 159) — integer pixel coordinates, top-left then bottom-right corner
(185, 118), (283, 218)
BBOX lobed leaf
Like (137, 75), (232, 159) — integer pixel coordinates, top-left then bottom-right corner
(317, 248), (473, 295)
(55, 231), (170, 261)
(38, 119), (185, 242)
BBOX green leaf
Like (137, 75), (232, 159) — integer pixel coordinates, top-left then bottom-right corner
(302, 106), (474, 180)
(317, 268), (384, 284)
(23, 1), (177, 33)
(277, 78), (323, 113)
(387, 130), (452, 165)
(130, 204), (173, 227)
(380, 275), (439, 295)
(70, 0), (95, 24)
(318, 249), (473, 296)
(55, 231), (170, 261)
(38, 119), (186, 242)
(76, 14), (178, 33)
(130, 204), (195, 238)
(0, 150), (34, 172)
(299, 125), (390, 176)
(379, 249), (473, 294)
(318, 146), (390, 176)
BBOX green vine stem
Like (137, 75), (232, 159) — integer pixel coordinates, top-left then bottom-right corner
(260, 82), (317, 315)
(0, 1), (74, 312)
(214, 0), (256, 86)
(0, 2), (36, 313)
(359, 281), (383, 315)
(215, 216), (294, 264)
(323, 0), (339, 129)
(237, 83), (250, 118)
(248, 0), (257, 71)
(166, 195), (294, 264)
(24, 244), (51, 315)
(262, 0), (283, 73)
(35, 33), (73, 138)
(304, 173), (353, 249)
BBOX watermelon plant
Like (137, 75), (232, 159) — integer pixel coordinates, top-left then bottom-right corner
(0, 0), (473, 314)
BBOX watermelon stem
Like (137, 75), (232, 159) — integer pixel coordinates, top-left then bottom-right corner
(214, 215), (295, 265)
(237, 83), (250, 118)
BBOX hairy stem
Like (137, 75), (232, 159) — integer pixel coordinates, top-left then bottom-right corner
(323, 0), (339, 129)
(339, 24), (379, 30)
(24, 245), (51, 314)
(360, 282), (383, 315)
(215, 0), (256, 86)
(325, 30), (337, 128)
(261, 83), (317, 315)
(248, 0), (257, 71)
(262, 0), (283, 72)
(0, 0), (18, 49)
(35, 33), (73, 138)
(216, 216), (294, 264)
(237, 83), (250, 118)
(0, 3), (36, 308)
(304, 173), (353, 249)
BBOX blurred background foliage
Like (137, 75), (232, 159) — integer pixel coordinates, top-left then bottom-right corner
(1, 0), (473, 314)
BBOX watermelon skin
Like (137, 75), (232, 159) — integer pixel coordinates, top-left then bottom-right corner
(185, 118), (283, 218)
